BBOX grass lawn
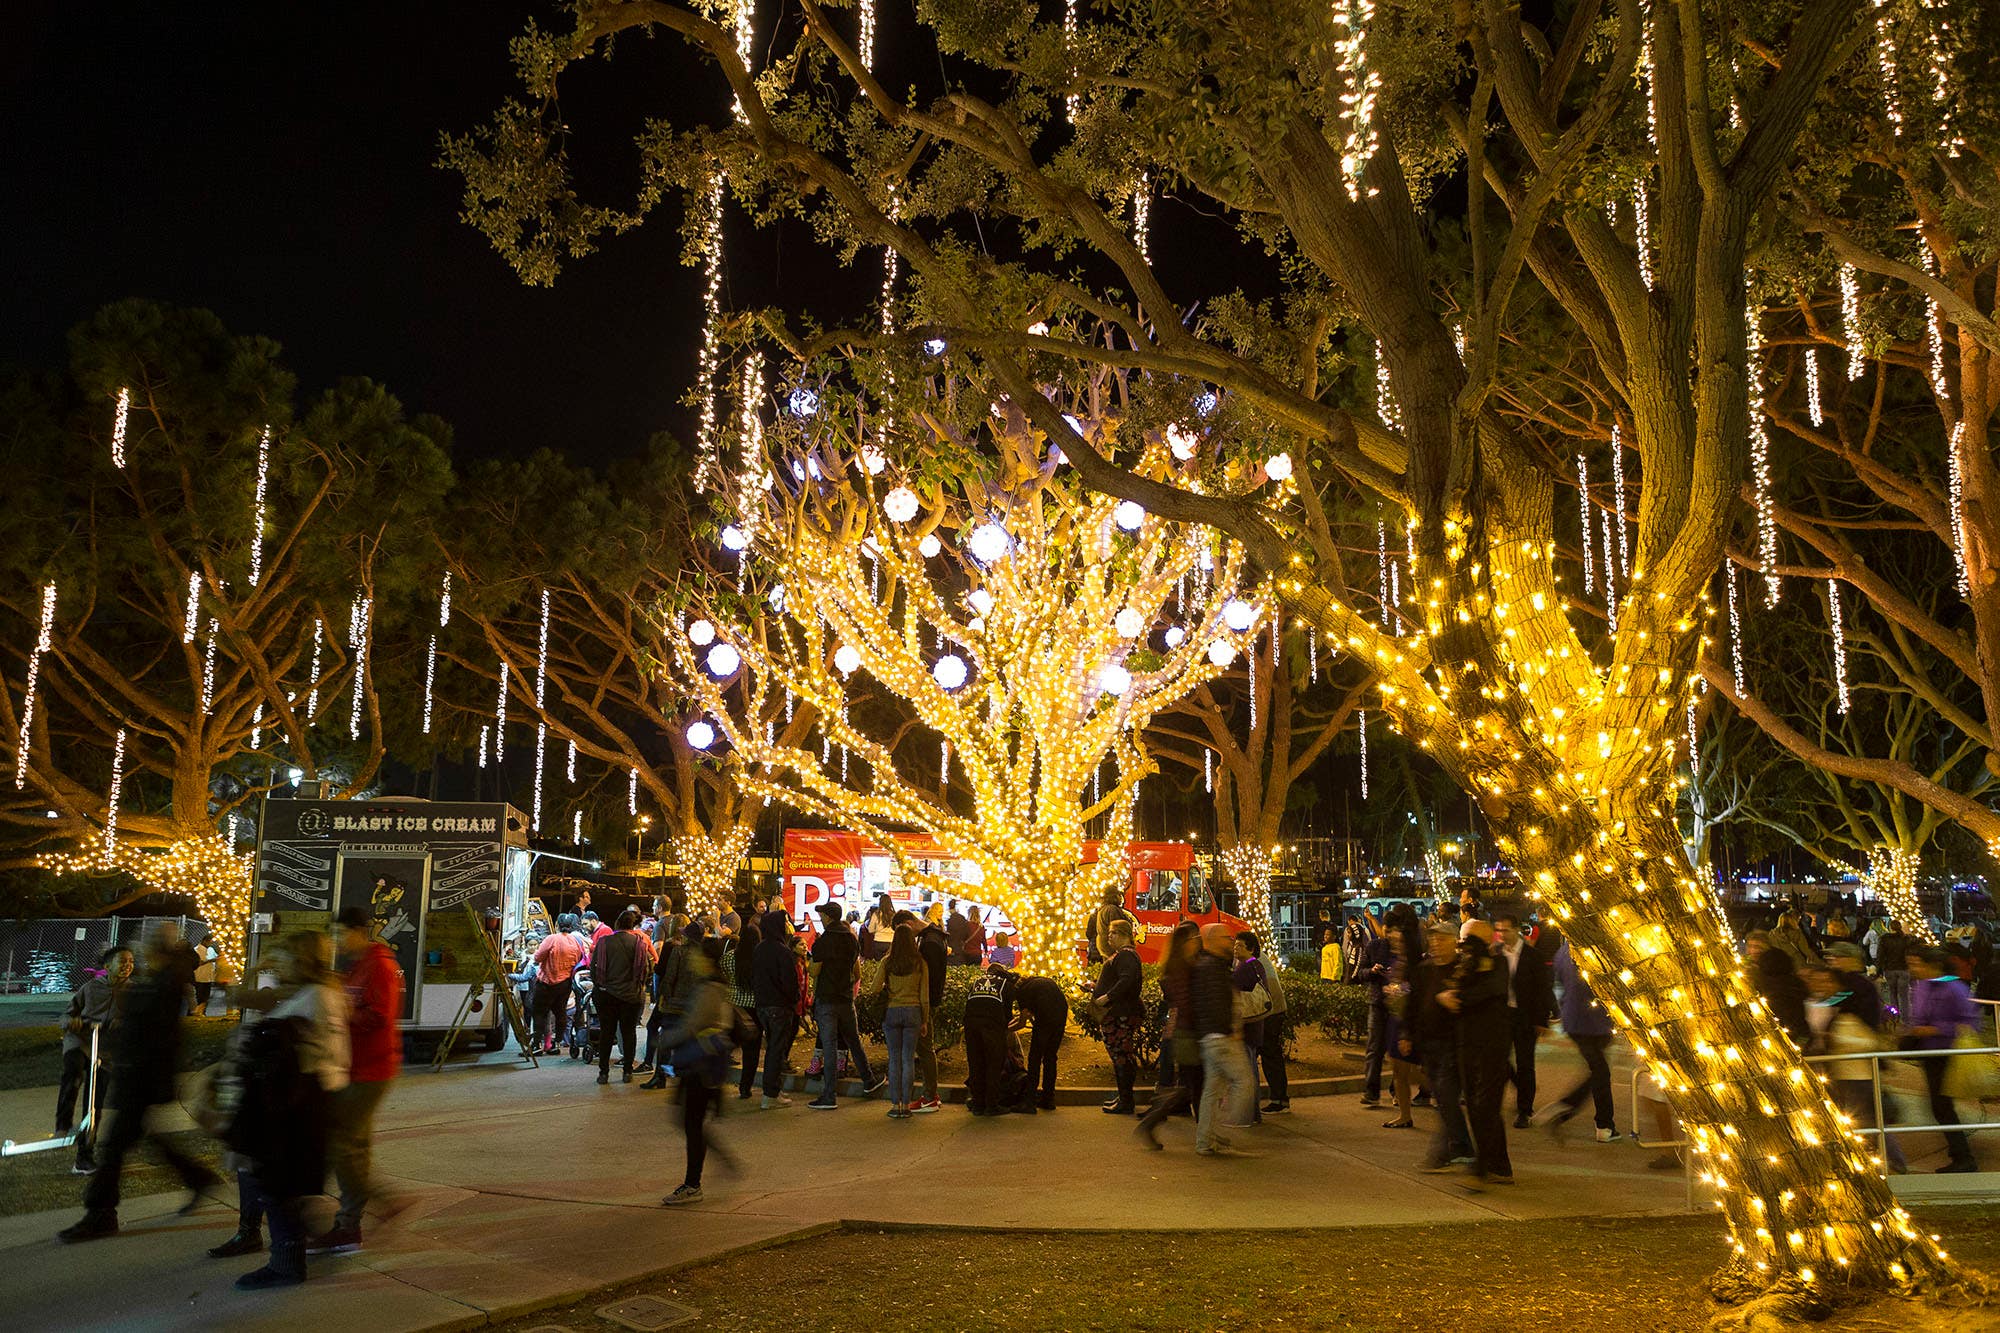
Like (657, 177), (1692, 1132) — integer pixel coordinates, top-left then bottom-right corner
(493, 1213), (2000, 1333)
(0, 1017), (237, 1091)
(0, 1129), (223, 1220)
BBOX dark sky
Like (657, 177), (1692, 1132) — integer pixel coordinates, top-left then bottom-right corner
(1, 2), (715, 466)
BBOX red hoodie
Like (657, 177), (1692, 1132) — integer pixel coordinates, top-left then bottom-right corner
(343, 940), (405, 1083)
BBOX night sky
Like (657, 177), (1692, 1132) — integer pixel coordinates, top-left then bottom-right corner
(2, 2), (717, 466)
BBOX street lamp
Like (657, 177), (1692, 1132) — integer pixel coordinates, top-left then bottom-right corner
(635, 815), (653, 875)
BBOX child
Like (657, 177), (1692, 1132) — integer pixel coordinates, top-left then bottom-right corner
(987, 931), (1019, 968)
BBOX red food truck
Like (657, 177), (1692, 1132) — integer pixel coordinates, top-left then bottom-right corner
(780, 829), (1245, 963)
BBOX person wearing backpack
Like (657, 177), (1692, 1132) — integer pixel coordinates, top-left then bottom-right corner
(1086, 888), (1136, 964)
(657, 939), (738, 1205)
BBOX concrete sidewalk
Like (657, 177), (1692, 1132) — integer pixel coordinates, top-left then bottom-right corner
(0, 1039), (1850, 1331)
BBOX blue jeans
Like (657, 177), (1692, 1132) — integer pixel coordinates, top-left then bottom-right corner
(243, 1168), (305, 1277)
(1197, 1033), (1252, 1151)
(883, 1005), (920, 1105)
(814, 1002), (872, 1100)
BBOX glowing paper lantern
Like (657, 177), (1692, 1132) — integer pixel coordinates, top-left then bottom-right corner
(968, 523), (1011, 563)
(1223, 599), (1256, 631)
(720, 524), (749, 552)
(969, 589), (996, 616)
(919, 534), (942, 558)
(1114, 501), (1145, 531)
(1265, 452), (1293, 481)
(687, 720), (716, 750)
(834, 644), (861, 676)
(933, 654), (968, 689)
(1101, 664), (1133, 695)
(1164, 625), (1186, 647)
(1114, 607), (1146, 638)
(884, 486), (919, 522)
(860, 445), (888, 476)
(1207, 640), (1237, 666)
(706, 643), (742, 677)
(688, 618), (717, 647)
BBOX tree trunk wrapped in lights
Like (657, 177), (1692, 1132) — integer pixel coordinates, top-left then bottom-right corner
(1864, 847), (1931, 947)
(668, 420), (1263, 988)
(41, 835), (254, 965)
(455, 0), (1984, 1306)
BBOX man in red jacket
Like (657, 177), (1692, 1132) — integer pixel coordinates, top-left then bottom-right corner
(310, 906), (405, 1255)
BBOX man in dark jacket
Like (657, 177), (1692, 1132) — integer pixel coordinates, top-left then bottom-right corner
(1191, 923), (1251, 1155)
(1406, 923), (1472, 1173)
(60, 936), (219, 1243)
(1492, 911), (1552, 1127)
(900, 909), (952, 1113)
(750, 911), (800, 1108)
(962, 960), (1020, 1114)
(1452, 920), (1514, 1185)
(590, 910), (652, 1084)
(58, 945), (131, 1173)
(1874, 919), (1912, 1018)
(808, 903), (880, 1108)
(1011, 973), (1069, 1112)
(946, 904), (970, 960)
(1544, 932), (1619, 1140)
(1358, 923), (1394, 1108)
(1092, 920), (1144, 1114)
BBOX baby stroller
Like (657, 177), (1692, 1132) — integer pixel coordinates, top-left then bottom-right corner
(567, 965), (600, 1064)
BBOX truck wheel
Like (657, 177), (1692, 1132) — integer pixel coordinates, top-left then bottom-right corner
(483, 1023), (507, 1052)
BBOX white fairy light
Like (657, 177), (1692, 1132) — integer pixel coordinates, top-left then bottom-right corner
(1376, 518), (1392, 628)
(1828, 578), (1850, 714)
(1805, 347), (1824, 427)
(532, 723), (547, 832)
(182, 571), (202, 644)
(1576, 455), (1595, 594)
(248, 426), (271, 586)
(494, 661), (509, 760)
(1358, 709), (1369, 800)
(478, 725), (490, 769)
(1686, 701), (1700, 769)
(573, 809), (583, 844)
(1633, 184), (1653, 290)
(1922, 246), (1949, 399)
(859, 0), (876, 69)
(1725, 561), (1746, 695)
(1204, 747), (1212, 793)
(735, 354), (767, 535)
(567, 739), (578, 782)
(1840, 264), (1865, 380)
(1333, 0), (1380, 198)
(1132, 173), (1151, 266)
(1922, 3), (1962, 154)
(103, 728), (125, 855)
(200, 619), (219, 717)
(1873, 0), (1903, 137)
(438, 570), (453, 627)
(110, 388), (131, 467)
(731, 0), (757, 120)
(627, 765), (638, 815)
(422, 635), (437, 735)
(15, 582), (56, 788)
(1374, 346), (1401, 431)
(227, 813), (241, 848)
(1600, 506), (1619, 634)
(1063, 0), (1078, 120)
(1308, 623), (1318, 684)
(348, 598), (370, 740)
(940, 739), (951, 786)
(693, 173), (727, 490)
(1948, 421), (1970, 596)
(251, 703), (263, 749)
(307, 617), (324, 721)
(1747, 304), (1780, 605)
(1610, 424), (1630, 574)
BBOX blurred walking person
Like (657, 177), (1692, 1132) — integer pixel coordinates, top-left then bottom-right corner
(1409, 923), (1473, 1174)
(1193, 923), (1252, 1156)
(1541, 931), (1618, 1143)
(750, 911), (799, 1109)
(658, 939), (738, 1204)
(1453, 920), (1514, 1185)
(308, 907), (404, 1255)
(1136, 923), (1203, 1148)
(721, 920), (763, 1100)
(59, 935), (220, 1244)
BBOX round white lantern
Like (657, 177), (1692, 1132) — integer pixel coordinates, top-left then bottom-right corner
(1224, 599), (1255, 631)
(706, 643), (742, 677)
(968, 522), (1010, 564)
(834, 644), (862, 676)
(1114, 500), (1145, 531)
(687, 618), (716, 647)
(1265, 452), (1293, 481)
(1101, 664), (1133, 695)
(1114, 607), (1146, 639)
(883, 487), (919, 522)
(933, 654), (968, 689)
(1207, 640), (1237, 667)
(686, 720), (716, 750)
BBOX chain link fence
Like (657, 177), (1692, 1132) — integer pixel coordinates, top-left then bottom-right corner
(0, 918), (211, 996)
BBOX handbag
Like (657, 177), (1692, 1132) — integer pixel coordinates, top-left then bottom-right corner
(1234, 980), (1272, 1024)
(1941, 1029), (2000, 1101)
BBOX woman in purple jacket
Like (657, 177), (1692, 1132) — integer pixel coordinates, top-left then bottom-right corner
(1906, 947), (1980, 1173)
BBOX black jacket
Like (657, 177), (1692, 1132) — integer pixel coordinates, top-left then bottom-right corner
(1875, 931), (1910, 972)
(917, 925), (950, 1006)
(107, 971), (185, 1110)
(963, 967), (1019, 1025)
(590, 931), (651, 1005)
(1018, 975), (1067, 1024)
(751, 932), (800, 1010)
(1092, 946), (1144, 1023)
(1404, 957), (1455, 1050)
(1190, 949), (1236, 1036)
(1453, 945), (1511, 1052)
(1501, 939), (1553, 1027)
(812, 927), (859, 1005)
(224, 1016), (327, 1199)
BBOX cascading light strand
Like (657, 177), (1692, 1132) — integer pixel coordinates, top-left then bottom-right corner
(1358, 709), (1369, 800)
(1600, 505), (1619, 634)
(110, 388), (131, 467)
(307, 616), (324, 721)
(533, 723), (547, 833)
(1376, 517), (1392, 629)
(478, 725), (490, 769)
(1921, 0), (1962, 154)
(1063, 0), (1078, 120)
(14, 582), (56, 788)
(628, 765), (639, 815)
(103, 727), (126, 856)
(1132, 172), (1151, 266)
(1746, 303), (1779, 605)
(567, 739), (578, 783)
(1948, 421), (1970, 596)
(494, 661), (509, 760)
(1828, 579), (1850, 714)
(422, 635), (437, 734)
(1576, 454), (1595, 594)
(201, 619), (219, 717)
(248, 426), (271, 586)
(1840, 264), (1865, 380)
(1725, 561), (1746, 695)
(348, 597), (370, 741)
(1806, 347), (1824, 427)
(692, 172), (727, 490)
(183, 571), (203, 644)
(1922, 245), (1949, 399)
(859, 0), (875, 69)
(1873, 0), (1904, 137)
(1610, 424), (1630, 574)
(252, 702), (263, 749)
(439, 570), (453, 627)
(532, 588), (551, 830)
(1332, 0), (1379, 198)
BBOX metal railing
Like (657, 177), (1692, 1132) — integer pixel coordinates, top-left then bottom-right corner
(1, 1025), (101, 1158)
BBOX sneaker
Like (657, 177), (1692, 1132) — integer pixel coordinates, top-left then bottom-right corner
(208, 1231), (265, 1259)
(911, 1098), (941, 1114)
(1449, 1154), (1476, 1166)
(808, 1097), (837, 1110)
(56, 1211), (118, 1244)
(70, 1161), (96, 1176)
(1513, 1113), (1533, 1129)
(305, 1225), (362, 1255)
(1593, 1127), (1617, 1143)
(662, 1184), (703, 1205)
(234, 1266), (305, 1290)
(761, 1094), (794, 1110)
(596, 1073), (609, 1085)
(1357, 1096), (1382, 1109)
(1262, 1101), (1289, 1116)
(1418, 1161), (1458, 1174)
(888, 1107), (912, 1119)
(863, 1076), (888, 1096)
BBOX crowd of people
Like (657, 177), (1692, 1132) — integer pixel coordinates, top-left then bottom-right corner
(52, 908), (406, 1290)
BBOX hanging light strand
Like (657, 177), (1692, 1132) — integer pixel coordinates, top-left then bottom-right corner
(439, 570), (453, 627)
(347, 597), (370, 741)
(1840, 264), (1865, 381)
(1376, 518), (1393, 629)
(1358, 709), (1369, 800)
(1805, 346), (1824, 427)
(1132, 172), (1151, 267)
(859, 0), (876, 69)
(248, 426), (271, 587)
(1829, 578), (1850, 714)
(103, 728), (126, 856)
(1600, 505), (1619, 634)
(110, 388), (131, 468)
(422, 636), (437, 735)
(182, 572), (203, 644)
(1610, 424), (1630, 573)
(1332, 0), (1379, 198)
(1873, 0), (1904, 137)
(14, 582), (56, 788)
(1725, 561), (1746, 695)
(200, 619), (219, 717)
(1922, 245), (1950, 400)
(307, 617), (324, 721)
(567, 739), (578, 783)
(1948, 421), (1970, 597)
(494, 661), (509, 760)
(692, 172), (728, 491)
(1747, 304), (1780, 605)
(627, 765), (639, 815)
(1576, 455), (1594, 594)
(1063, 0), (1078, 121)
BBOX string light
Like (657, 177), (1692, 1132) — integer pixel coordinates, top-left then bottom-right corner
(1132, 172), (1151, 267)
(1747, 304), (1779, 605)
(628, 765), (639, 815)
(439, 570), (453, 627)
(1374, 343), (1401, 431)
(859, 0), (875, 69)
(347, 597), (370, 740)
(1610, 424), (1630, 574)
(110, 388), (130, 467)
(1828, 579), (1849, 715)
(422, 635), (437, 734)
(532, 589), (551, 831)
(1204, 747), (1212, 792)
(1332, 0), (1379, 198)
(1805, 347), (1824, 427)
(1685, 701), (1699, 769)
(1948, 422), (1970, 596)
(200, 619), (219, 718)
(1633, 183), (1653, 290)
(1839, 264), (1864, 380)
(1599, 504), (1618, 633)
(1726, 561), (1746, 695)
(533, 724), (547, 832)
(1063, 0), (1078, 120)
(494, 661), (508, 760)
(1922, 245), (1949, 399)
(1866, 847), (1933, 945)
(1921, 2), (1961, 154)
(731, 0), (756, 120)
(1220, 844), (1274, 945)
(1577, 455), (1594, 594)
(183, 572), (202, 644)
(573, 809), (583, 845)
(248, 426), (271, 586)
(103, 728), (125, 856)
(1308, 623), (1318, 683)
(1358, 709), (1368, 800)
(1873, 0), (1903, 137)
(307, 617), (324, 721)
(14, 582), (55, 788)
(251, 703), (263, 749)
(43, 832), (253, 963)
(567, 739), (578, 783)
(478, 724), (490, 768)
(1377, 518), (1392, 628)
(692, 172), (727, 490)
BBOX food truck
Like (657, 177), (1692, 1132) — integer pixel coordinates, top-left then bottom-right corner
(251, 796), (532, 1048)
(781, 830), (1244, 963)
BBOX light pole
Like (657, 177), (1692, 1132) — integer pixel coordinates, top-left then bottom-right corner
(635, 815), (653, 886)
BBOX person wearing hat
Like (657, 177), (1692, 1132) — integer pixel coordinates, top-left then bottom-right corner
(808, 902), (882, 1108)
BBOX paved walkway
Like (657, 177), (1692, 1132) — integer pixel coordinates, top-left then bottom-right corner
(0, 1038), (1936, 1331)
